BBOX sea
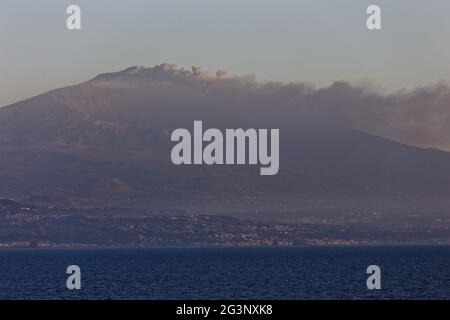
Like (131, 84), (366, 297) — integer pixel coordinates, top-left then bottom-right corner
(0, 246), (449, 300)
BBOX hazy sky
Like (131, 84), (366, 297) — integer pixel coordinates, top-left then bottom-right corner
(1, 0), (450, 107)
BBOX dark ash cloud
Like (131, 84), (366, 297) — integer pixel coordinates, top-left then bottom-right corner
(91, 64), (450, 150)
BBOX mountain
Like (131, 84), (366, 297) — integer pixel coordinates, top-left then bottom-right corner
(1, 64), (450, 220)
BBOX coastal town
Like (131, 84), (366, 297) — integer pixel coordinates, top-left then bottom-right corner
(1, 199), (449, 248)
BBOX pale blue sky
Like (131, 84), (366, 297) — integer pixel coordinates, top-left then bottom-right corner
(1, 0), (450, 106)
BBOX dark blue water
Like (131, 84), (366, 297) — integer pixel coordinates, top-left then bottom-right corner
(0, 246), (449, 300)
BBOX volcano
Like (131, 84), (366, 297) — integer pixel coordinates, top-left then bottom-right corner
(1, 64), (450, 219)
